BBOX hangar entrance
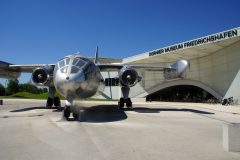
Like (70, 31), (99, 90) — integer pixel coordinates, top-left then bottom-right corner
(146, 85), (217, 103)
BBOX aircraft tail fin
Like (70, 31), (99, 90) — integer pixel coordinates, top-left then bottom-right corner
(94, 46), (99, 64)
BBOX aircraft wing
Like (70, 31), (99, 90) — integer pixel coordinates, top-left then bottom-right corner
(0, 61), (55, 72)
(0, 60), (55, 79)
(128, 64), (172, 71)
(97, 63), (172, 71)
(6, 64), (55, 72)
(97, 64), (123, 71)
(97, 60), (188, 80)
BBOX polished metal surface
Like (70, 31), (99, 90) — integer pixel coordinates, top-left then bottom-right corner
(175, 59), (190, 77)
(119, 65), (140, 87)
(32, 65), (54, 86)
(53, 54), (103, 99)
(164, 60), (190, 79)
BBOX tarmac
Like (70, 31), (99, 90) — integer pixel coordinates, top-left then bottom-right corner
(0, 99), (240, 160)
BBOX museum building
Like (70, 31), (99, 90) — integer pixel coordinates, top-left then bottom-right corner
(99, 27), (240, 103)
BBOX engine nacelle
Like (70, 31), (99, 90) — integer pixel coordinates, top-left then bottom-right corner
(32, 65), (54, 86)
(164, 60), (189, 80)
(119, 66), (141, 87)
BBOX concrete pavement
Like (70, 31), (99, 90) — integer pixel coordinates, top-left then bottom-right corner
(0, 99), (240, 160)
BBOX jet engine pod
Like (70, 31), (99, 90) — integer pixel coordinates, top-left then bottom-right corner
(32, 66), (53, 86)
(164, 60), (190, 80)
(119, 66), (140, 87)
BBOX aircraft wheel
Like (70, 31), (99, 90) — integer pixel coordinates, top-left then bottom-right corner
(54, 97), (61, 110)
(126, 98), (132, 108)
(46, 97), (53, 108)
(64, 106), (71, 120)
(72, 112), (79, 120)
(118, 98), (125, 109)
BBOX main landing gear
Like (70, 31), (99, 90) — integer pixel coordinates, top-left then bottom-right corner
(46, 97), (61, 110)
(46, 87), (61, 110)
(118, 87), (133, 109)
(118, 97), (132, 109)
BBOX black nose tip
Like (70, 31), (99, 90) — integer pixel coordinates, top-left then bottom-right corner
(66, 77), (69, 80)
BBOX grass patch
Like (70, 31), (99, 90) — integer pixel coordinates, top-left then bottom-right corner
(3, 92), (65, 100)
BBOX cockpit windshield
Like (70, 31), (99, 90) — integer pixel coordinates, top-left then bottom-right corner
(65, 58), (70, 65)
(72, 58), (85, 67)
(58, 57), (87, 74)
(58, 58), (70, 68)
(61, 66), (68, 73)
(59, 60), (65, 68)
(71, 66), (79, 73)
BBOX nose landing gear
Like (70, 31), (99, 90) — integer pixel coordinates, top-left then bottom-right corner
(63, 105), (71, 119)
(63, 98), (80, 121)
(63, 105), (80, 120)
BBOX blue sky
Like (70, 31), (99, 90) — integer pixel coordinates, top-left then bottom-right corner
(0, 0), (239, 84)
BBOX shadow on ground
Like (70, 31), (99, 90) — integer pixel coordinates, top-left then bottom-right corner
(74, 105), (127, 123)
(66, 105), (214, 123)
(10, 106), (56, 112)
(127, 107), (214, 115)
(9, 104), (214, 123)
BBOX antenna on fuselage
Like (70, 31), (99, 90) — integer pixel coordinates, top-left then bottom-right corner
(94, 46), (99, 64)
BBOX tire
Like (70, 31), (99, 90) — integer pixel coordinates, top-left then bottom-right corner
(118, 98), (125, 109)
(126, 98), (132, 108)
(64, 106), (71, 119)
(54, 97), (61, 107)
(72, 112), (79, 120)
(46, 97), (53, 108)
(72, 107), (79, 120)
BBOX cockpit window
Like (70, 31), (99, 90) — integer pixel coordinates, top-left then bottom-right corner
(65, 58), (70, 65)
(72, 58), (86, 68)
(59, 60), (65, 68)
(76, 59), (85, 67)
(61, 66), (68, 73)
(72, 58), (79, 66)
(58, 56), (87, 74)
(71, 66), (79, 73)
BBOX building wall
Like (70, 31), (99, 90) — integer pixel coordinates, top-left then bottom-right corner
(129, 41), (240, 102)
(94, 71), (121, 100)
(187, 41), (240, 99)
(95, 41), (240, 102)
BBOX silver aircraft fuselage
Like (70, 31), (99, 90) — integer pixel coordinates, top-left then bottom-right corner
(53, 54), (103, 99)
